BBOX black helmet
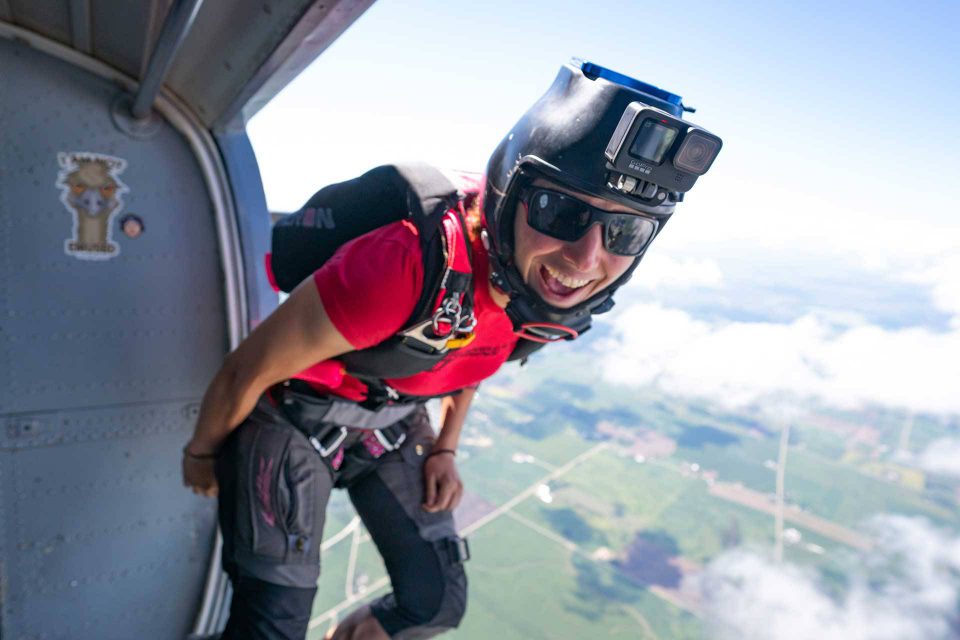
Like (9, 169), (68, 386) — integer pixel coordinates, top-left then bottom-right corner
(482, 59), (720, 342)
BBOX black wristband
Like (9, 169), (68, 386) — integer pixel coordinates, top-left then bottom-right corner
(183, 446), (218, 461)
(426, 448), (456, 459)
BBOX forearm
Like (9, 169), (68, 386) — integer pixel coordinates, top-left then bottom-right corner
(435, 387), (476, 451)
(186, 356), (265, 454)
(186, 281), (354, 455)
(422, 387), (474, 512)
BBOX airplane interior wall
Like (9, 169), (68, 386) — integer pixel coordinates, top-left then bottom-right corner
(0, 35), (226, 639)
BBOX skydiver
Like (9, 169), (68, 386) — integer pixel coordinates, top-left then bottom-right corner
(183, 59), (720, 639)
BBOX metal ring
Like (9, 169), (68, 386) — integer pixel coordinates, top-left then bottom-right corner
(442, 299), (462, 316)
(454, 312), (477, 334)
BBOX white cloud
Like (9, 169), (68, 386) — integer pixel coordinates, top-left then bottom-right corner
(601, 304), (960, 414)
(695, 516), (960, 640)
(900, 253), (960, 329)
(630, 254), (724, 290)
(668, 178), (958, 274)
(917, 438), (960, 478)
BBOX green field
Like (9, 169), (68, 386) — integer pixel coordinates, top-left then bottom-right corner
(302, 353), (959, 638)
(449, 517), (699, 640)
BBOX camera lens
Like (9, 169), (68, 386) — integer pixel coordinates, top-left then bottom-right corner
(674, 130), (721, 175)
(629, 119), (678, 164)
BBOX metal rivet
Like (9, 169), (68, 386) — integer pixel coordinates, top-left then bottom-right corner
(416, 444), (424, 456)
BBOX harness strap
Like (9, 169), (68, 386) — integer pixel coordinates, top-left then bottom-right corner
(399, 210), (475, 352)
(308, 426), (348, 458)
(432, 212), (473, 327)
(297, 410), (410, 471)
(356, 376), (464, 413)
(360, 422), (407, 458)
(434, 536), (471, 566)
(301, 421), (348, 470)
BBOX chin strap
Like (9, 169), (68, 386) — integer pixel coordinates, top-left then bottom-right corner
(504, 295), (592, 342)
(484, 233), (609, 343)
(513, 322), (580, 343)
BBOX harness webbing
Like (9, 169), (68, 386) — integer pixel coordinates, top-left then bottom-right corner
(270, 164), (543, 409)
(430, 211), (475, 338)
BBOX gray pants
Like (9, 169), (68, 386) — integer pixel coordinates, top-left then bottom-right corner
(216, 398), (468, 639)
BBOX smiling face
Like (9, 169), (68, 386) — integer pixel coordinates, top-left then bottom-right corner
(511, 179), (639, 309)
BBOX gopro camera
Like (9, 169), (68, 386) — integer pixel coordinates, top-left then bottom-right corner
(605, 102), (722, 199)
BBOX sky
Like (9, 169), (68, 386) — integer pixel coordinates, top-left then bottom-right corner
(249, 0), (960, 421)
(247, 3), (960, 635)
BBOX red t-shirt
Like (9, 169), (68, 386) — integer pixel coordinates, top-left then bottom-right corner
(295, 220), (518, 398)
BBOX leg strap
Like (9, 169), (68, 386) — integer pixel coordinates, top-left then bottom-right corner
(434, 536), (470, 567)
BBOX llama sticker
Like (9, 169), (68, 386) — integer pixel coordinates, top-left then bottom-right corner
(57, 152), (129, 260)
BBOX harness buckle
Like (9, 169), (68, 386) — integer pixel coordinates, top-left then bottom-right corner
(373, 428), (406, 453)
(309, 426), (347, 457)
(453, 536), (471, 563)
(431, 298), (463, 336)
(401, 318), (451, 353)
(454, 311), (477, 334)
(437, 536), (470, 565)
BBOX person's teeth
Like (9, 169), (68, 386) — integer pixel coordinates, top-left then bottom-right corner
(545, 265), (590, 288)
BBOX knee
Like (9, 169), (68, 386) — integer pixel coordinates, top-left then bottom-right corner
(429, 536), (469, 629)
(397, 563), (468, 632)
(439, 564), (468, 628)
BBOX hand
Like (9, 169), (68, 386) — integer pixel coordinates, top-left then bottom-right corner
(182, 442), (219, 498)
(422, 450), (462, 513)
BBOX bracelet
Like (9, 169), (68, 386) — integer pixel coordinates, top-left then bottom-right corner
(426, 448), (456, 459)
(183, 445), (218, 461)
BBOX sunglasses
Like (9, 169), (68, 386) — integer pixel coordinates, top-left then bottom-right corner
(521, 188), (658, 257)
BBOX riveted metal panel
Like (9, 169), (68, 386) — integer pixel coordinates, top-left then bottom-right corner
(0, 449), (11, 636)
(1, 403), (217, 639)
(166, 0), (316, 125)
(89, 0), (170, 79)
(0, 34), (225, 639)
(2, 1), (377, 130)
(0, 35), (227, 416)
(6, 0), (71, 45)
(68, 0), (92, 54)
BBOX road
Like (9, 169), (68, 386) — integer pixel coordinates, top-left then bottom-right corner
(308, 443), (612, 633)
(707, 481), (873, 550)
